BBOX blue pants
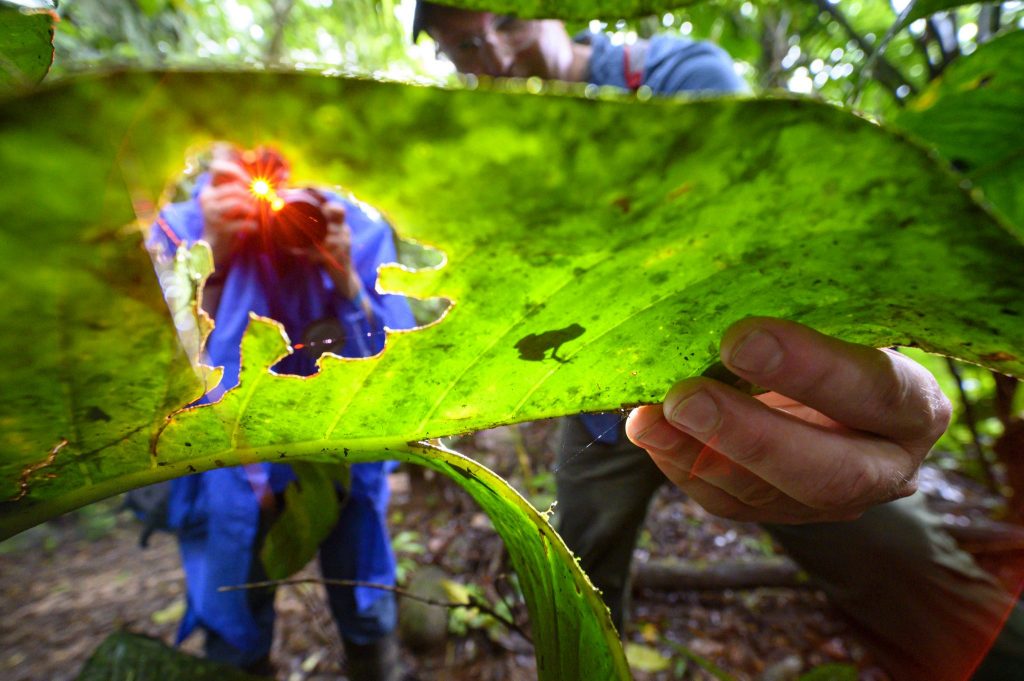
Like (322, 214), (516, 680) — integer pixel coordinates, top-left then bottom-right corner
(203, 506), (397, 667)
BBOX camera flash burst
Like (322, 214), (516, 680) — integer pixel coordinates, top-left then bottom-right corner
(250, 178), (272, 198)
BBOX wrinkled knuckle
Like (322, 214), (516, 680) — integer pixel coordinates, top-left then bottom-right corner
(789, 360), (832, 399)
(695, 493), (748, 522)
(726, 426), (772, 469)
(813, 457), (876, 511)
(734, 480), (784, 508)
(711, 502), (753, 522)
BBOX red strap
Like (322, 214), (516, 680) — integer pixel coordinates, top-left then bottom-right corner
(623, 42), (645, 91)
(155, 215), (182, 248)
(244, 464), (277, 513)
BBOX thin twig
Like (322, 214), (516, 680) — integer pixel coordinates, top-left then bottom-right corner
(911, 29), (941, 80)
(946, 358), (1000, 493)
(925, 13), (961, 75)
(220, 577), (533, 643)
(815, 0), (915, 104)
(851, 0), (917, 106)
(266, 0), (297, 65)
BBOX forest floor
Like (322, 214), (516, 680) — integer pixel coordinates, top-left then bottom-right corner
(2, 421), (1022, 681)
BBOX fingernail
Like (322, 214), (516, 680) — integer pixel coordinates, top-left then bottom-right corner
(634, 421), (685, 450)
(668, 391), (720, 434)
(728, 329), (783, 374)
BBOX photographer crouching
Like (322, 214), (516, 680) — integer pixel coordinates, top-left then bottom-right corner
(149, 143), (416, 681)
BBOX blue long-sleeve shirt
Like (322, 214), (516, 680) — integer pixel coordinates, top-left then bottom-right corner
(150, 174), (415, 652)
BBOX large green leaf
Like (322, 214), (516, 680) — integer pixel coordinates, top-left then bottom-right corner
(2, 71), (1023, 535)
(0, 1), (55, 92)
(895, 30), (1024, 235)
(396, 441), (630, 681)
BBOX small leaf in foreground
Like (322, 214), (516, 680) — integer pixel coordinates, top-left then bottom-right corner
(0, 1), (55, 92)
(258, 462), (342, 581)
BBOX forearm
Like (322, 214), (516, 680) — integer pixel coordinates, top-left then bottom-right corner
(327, 266), (362, 302)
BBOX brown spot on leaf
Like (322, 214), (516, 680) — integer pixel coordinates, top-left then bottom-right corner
(667, 182), (694, 200)
(611, 196), (631, 213)
(11, 439), (67, 502)
(981, 352), (1017, 362)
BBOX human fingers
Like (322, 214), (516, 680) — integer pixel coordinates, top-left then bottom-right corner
(201, 187), (258, 224)
(659, 377), (920, 512)
(204, 182), (258, 205)
(668, 472), (861, 524)
(626, 405), (743, 491)
(208, 159), (251, 186)
(627, 405), (863, 522)
(216, 217), (258, 236)
(720, 317), (951, 448)
(323, 219), (352, 264)
(322, 201), (346, 227)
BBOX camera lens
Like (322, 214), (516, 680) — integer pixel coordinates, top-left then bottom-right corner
(263, 189), (328, 252)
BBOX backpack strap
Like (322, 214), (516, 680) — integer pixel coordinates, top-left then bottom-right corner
(622, 39), (649, 91)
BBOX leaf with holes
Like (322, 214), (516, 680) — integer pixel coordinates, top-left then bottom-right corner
(2, 70), (1024, 681)
(2, 70), (1024, 532)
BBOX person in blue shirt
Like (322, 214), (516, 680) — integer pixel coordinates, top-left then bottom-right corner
(149, 144), (415, 681)
(414, 5), (1024, 680)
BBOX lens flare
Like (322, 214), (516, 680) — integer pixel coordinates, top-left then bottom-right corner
(250, 177), (285, 211)
(250, 178), (272, 198)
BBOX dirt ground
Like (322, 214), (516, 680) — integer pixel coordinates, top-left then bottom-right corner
(2, 422), (1020, 681)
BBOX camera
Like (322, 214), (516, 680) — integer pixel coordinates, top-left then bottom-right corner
(256, 187), (329, 253)
(227, 146), (329, 253)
